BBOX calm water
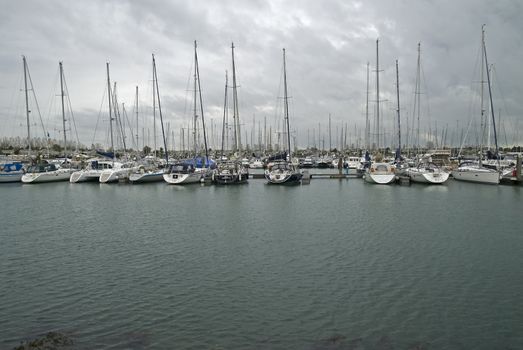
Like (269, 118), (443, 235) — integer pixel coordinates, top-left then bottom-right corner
(1, 175), (522, 349)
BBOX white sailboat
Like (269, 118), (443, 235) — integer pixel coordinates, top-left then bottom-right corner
(407, 161), (450, 184)
(129, 54), (169, 184)
(22, 60), (73, 184)
(164, 41), (212, 185)
(265, 48), (302, 185)
(452, 26), (501, 185)
(213, 43), (249, 185)
(363, 40), (395, 185)
(70, 159), (121, 183)
(363, 162), (396, 184)
(22, 162), (72, 183)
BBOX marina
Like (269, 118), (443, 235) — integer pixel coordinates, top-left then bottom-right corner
(2, 1), (523, 349)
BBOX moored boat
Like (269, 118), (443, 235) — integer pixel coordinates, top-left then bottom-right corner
(21, 163), (72, 184)
(407, 162), (450, 184)
(363, 162), (396, 184)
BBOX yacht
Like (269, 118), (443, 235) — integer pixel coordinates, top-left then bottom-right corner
(363, 162), (396, 184)
(22, 162), (72, 183)
(70, 159), (120, 183)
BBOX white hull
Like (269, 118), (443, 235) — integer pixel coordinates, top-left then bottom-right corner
(99, 166), (139, 183)
(70, 170), (102, 183)
(0, 172), (24, 183)
(363, 173), (396, 184)
(21, 169), (72, 183)
(363, 162), (396, 184)
(408, 169), (450, 184)
(163, 172), (201, 185)
(451, 168), (500, 184)
(129, 171), (165, 183)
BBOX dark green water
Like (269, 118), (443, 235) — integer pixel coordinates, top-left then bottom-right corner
(1, 177), (522, 349)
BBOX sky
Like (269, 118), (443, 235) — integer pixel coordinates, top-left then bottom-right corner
(1, 0), (522, 151)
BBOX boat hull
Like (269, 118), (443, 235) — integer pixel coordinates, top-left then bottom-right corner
(213, 172), (248, 185)
(409, 170), (449, 184)
(363, 173), (396, 184)
(163, 172), (201, 185)
(0, 172), (24, 183)
(99, 168), (134, 183)
(265, 171), (302, 185)
(451, 168), (500, 184)
(21, 170), (71, 183)
(70, 170), (101, 183)
(129, 171), (165, 184)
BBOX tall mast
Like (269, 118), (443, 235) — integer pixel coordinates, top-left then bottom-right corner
(135, 86), (139, 151)
(152, 54), (169, 164)
(395, 59), (402, 158)
(152, 59), (157, 157)
(283, 48), (292, 159)
(328, 113), (332, 151)
(483, 26), (499, 159)
(59, 62), (67, 156)
(479, 25), (489, 153)
(376, 39), (380, 151)
(221, 70), (228, 156)
(193, 41), (198, 155)
(365, 62), (370, 150)
(106, 63), (115, 163)
(23, 56), (31, 154)
(194, 40), (210, 165)
(415, 43), (421, 152)
(231, 42), (242, 153)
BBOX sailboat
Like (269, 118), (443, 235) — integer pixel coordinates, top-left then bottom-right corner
(452, 26), (501, 185)
(97, 65), (141, 183)
(164, 41), (211, 185)
(407, 158), (450, 184)
(213, 43), (249, 185)
(363, 40), (396, 185)
(129, 54), (168, 184)
(265, 48), (302, 185)
(22, 60), (72, 184)
(393, 52), (449, 184)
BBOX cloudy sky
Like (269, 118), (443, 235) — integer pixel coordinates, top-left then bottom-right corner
(1, 0), (522, 151)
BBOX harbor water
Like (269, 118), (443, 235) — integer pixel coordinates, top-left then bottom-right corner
(1, 177), (522, 349)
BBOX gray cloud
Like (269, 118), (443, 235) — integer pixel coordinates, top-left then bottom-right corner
(1, 0), (521, 151)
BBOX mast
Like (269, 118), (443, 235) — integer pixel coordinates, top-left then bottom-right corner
(135, 86), (139, 151)
(283, 48), (292, 159)
(482, 26), (499, 160)
(193, 42), (198, 156)
(152, 59), (157, 157)
(106, 63), (115, 163)
(231, 42), (242, 153)
(395, 59), (402, 158)
(194, 40), (210, 165)
(328, 113), (332, 151)
(414, 43), (421, 152)
(376, 39), (380, 151)
(365, 62), (370, 150)
(23, 56), (31, 154)
(59, 62), (67, 156)
(221, 70), (228, 156)
(152, 54), (169, 164)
